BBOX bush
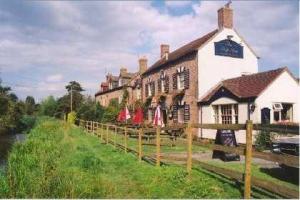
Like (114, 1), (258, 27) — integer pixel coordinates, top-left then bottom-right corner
(19, 115), (36, 134)
(67, 112), (77, 124)
(255, 130), (271, 151)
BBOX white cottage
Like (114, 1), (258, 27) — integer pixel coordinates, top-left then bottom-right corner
(198, 67), (299, 143)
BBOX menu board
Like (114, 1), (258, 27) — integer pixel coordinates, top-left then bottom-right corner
(212, 129), (240, 161)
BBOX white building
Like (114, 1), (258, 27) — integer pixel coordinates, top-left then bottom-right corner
(194, 4), (299, 143)
(198, 67), (299, 143)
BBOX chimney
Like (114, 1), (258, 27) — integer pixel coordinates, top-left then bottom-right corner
(120, 67), (127, 75)
(218, 3), (233, 29)
(138, 56), (147, 74)
(160, 44), (170, 58)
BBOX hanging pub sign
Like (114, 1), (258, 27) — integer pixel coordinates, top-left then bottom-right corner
(212, 129), (240, 161)
(214, 39), (243, 58)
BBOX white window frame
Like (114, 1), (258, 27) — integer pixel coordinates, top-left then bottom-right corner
(213, 104), (238, 124)
(273, 103), (293, 123)
(177, 73), (185, 90)
(161, 79), (165, 93)
(136, 89), (141, 100)
(178, 107), (184, 123)
(147, 84), (152, 96)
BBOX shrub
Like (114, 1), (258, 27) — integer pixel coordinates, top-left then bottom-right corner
(255, 130), (271, 151)
(67, 112), (77, 124)
(19, 115), (36, 134)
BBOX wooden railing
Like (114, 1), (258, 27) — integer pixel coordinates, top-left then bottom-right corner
(77, 119), (299, 199)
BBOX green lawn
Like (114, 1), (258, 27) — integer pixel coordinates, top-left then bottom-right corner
(0, 118), (244, 198)
(205, 161), (299, 191)
(95, 127), (207, 156)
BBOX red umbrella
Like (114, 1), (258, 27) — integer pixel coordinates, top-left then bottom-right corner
(133, 108), (143, 125)
(117, 109), (125, 122)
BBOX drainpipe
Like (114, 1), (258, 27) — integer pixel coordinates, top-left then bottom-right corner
(200, 105), (203, 138)
(247, 101), (250, 120)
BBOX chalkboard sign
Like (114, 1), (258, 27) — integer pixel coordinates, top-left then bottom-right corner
(215, 39), (243, 58)
(212, 129), (240, 161)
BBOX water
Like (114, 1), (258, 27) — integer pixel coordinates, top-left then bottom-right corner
(0, 133), (26, 167)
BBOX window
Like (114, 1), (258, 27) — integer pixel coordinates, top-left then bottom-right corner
(273, 103), (293, 123)
(147, 84), (152, 96)
(177, 73), (185, 90)
(136, 89), (141, 100)
(178, 107), (184, 123)
(213, 106), (219, 123)
(213, 104), (238, 124)
(221, 105), (232, 124)
(273, 103), (283, 111)
(234, 104), (238, 124)
(161, 79), (165, 93)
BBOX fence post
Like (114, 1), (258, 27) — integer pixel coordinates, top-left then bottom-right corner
(186, 123), (192, 174)
(106, 124), (109, 144)
(156, 126), (161, 167)
(114, 126), (117, 148)
(244, 120), (253, 199)
(101, 123), (103, 140)
(138, 128), (143, 162)
(124, 127), (127, 153)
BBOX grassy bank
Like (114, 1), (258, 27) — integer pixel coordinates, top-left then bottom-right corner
(0, 118), (243, 198)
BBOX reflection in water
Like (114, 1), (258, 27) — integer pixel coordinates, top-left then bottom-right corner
(0, 133), (26, 167)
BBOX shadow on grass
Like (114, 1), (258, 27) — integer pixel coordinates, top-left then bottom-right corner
(260, 166), (299, 185)
(192, 167), (281, 199)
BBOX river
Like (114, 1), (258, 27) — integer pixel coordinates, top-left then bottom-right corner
(0, 133), (26, 168)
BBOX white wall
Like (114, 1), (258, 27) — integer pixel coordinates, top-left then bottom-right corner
(255, 71), (300, 123)
(198, 28), (258, 100)
(199, 99), (257, 144)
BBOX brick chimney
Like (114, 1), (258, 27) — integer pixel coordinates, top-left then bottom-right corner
(138, 56), (147, 74)
(160, 44), (170, 58)
(120, 67), (127, 75)
(218, 3), (233, 29)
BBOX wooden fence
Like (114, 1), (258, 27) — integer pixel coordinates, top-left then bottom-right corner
(78, 119), (299, 199)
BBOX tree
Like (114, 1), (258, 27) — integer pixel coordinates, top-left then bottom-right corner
(102, 99), (120, 123)
(65, 81), (84, 92)
(25, 96), (36, 115)
(38, 96), (57, 117)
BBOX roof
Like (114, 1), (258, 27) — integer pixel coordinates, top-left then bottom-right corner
(95, 86), (123, 97)
(110, 76), (119, 81)
(200, 67), (288, 103)
(143, 29), (218, 75)
(101, 82), (108, 87)
(120, 72), (137, 79)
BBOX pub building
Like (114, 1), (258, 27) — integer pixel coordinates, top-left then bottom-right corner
(96, 3), (299, 143)
(141, 3), (259, 127)
(141, 3), (299, 140)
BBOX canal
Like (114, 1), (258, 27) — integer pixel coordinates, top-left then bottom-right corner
(0, 133), (26, 168)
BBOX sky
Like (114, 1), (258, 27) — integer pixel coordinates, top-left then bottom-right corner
(0, 0), (298, 101)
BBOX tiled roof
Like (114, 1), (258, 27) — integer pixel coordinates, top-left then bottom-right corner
(200, 67), (288, 103)
(120, 72), (137, 79)
(101, 82), (108, 87)
(143, 29), (218, 75)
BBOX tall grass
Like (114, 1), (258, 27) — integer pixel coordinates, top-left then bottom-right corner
(0, 118), (242, 198)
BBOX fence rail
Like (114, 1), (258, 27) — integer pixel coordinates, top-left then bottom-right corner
(77, 119), (299, 199)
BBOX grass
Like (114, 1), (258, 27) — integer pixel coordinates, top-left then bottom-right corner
(0, 118), (244, 198)
(97, 127), (207, 156)
(205, 161), (299, 191)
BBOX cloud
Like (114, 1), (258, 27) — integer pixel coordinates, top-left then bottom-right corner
(0, 0), (298, 100)
(165, 1), (193, 8)
(46, 74), (63, 82)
